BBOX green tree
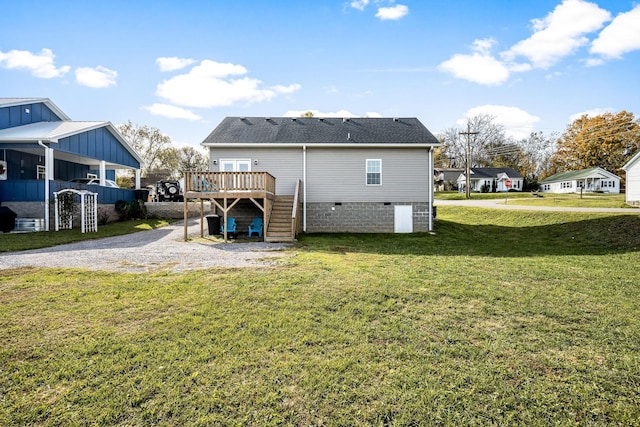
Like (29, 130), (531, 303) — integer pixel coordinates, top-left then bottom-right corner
(550, 111), (640, 177)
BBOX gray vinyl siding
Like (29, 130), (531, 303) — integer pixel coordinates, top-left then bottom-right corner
(208, 147), (303, 194)
(306, 148), (429, 203)
(207, 146), (430, 202)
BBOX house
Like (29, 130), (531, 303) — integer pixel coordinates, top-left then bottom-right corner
(539, 167), (620, 194)
(0, 98), (143, 230)
(456, 168), (524, 193)
(622, 151), (640, 206)
(434, 168), (463, 191)
(186, 117), (440, 241)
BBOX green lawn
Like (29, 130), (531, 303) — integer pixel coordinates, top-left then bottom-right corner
(1, 208), (640, 425)
(505, 193), (632, 208)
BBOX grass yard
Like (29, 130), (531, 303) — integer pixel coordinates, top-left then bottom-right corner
(506, 193), (632, 209)
(1, 207), (640, 425)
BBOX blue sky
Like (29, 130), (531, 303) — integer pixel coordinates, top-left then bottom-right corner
(1, 0), (639, 148)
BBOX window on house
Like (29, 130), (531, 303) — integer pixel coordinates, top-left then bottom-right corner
(220, 159), (251, 172)
(366, 159), (382, 185)
(37, 165), (46, 180)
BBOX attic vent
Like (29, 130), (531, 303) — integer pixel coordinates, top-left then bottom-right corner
(347, 132), (352, 141)
(291, 118), (296, 121)
(393, 117), (399, 122)
(343, 117), (350, 123)
(318, 118), (324, 121)
(265, 117), (270, 121)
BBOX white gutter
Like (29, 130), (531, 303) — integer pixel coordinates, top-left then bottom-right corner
(303, 145), (307, 232)
(37, 140), (50, 231)
(428, 147), (434, 232)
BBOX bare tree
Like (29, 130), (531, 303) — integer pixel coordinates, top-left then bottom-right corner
(174, 146), (208, 177)
(118, 121), (174, 176)
(437, 114), (508, 168)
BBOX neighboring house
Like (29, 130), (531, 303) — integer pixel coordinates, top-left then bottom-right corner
(622, 151), (640, 206)
(191, 117), (440, 239)
(539, 167), (620, 194)
(457, 168), (524, 193)
(0, 98), (143, 230)
(434, 168), (463, 191)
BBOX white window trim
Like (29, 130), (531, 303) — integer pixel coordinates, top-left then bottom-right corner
(219, 159), (251, 172)
(366, 159), (382, 186)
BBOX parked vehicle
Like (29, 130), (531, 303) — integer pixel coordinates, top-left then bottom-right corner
(153, 180), (183, 202)
(70, 178), (119, 188)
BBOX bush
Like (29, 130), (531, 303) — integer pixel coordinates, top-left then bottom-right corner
(114, 199), (147, 221)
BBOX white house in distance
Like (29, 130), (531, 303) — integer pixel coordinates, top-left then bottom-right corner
(622, 151), (640, 206)
(539, 167), (620, 194)
(457, 168), (524, 193)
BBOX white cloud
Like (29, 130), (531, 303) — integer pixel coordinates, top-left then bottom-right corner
(590, 5), (640, 59)
(350, 0), (369, 11)
(0, 48), (70, 78)
(155, 60), (301, 108)
(503, 0), (610, 69)
(438, 38), (511, 85)
(569, 107), (614, 122)
(459, 105), (540, 139)
(75, 66), (118, 88)
(283, 109), (382, 118)
(156, 56), (197, 72)
(144, 103), (202, 120)
(376, 4), (409, 20)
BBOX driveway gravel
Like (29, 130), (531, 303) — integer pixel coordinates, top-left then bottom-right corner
(0, 219), (291, 273)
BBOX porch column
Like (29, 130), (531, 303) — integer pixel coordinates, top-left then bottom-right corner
(99, 160), (106, 186)
(135, 169), (141, 189)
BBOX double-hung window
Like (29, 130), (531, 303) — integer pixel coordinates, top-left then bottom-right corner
(366, 159), (382, 186)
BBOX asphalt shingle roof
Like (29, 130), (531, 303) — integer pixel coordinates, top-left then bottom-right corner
(469, 167), (523, 179)
(201, 117), (440, 146)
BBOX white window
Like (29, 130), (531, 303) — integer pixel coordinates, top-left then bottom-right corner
(37, 165), (46, 180)
(220, 159), (251, 172)
(366, 159), (382, 186)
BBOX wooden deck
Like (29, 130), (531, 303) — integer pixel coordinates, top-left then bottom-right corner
(183, 171), (301, 242)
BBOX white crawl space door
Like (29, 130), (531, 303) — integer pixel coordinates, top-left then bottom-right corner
(394, 205), (413, 233)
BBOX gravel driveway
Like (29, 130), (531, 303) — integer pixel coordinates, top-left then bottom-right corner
(0, 219), (291, 273)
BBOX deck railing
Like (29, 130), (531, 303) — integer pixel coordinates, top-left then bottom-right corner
(185, 171), (276, 194)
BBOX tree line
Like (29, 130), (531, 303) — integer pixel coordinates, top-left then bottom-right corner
(436, 111), (640, 190)
(116, 121), (208, 187)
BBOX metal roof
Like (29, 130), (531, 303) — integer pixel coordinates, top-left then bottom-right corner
(539, 167), (619, 183)
(202, 117), (441, 147)
(0, 121), (107, 142)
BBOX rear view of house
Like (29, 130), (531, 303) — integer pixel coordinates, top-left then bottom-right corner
(187, 116), (440, 240)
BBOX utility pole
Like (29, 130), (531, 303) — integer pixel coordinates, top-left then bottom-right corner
(460, 123), (479, 199)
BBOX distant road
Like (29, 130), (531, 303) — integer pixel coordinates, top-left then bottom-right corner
(434, 198), (637, 213)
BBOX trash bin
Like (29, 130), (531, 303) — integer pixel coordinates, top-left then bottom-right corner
(432, 205), (437, 220)
(205, 215), (220, 235)
(0, 206), (17, 232)
(134, 189), (150, 201)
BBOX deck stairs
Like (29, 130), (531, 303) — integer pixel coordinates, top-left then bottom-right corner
(265, 195), (295, 242)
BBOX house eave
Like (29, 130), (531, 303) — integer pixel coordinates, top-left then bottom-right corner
(201, 142), (441, 149)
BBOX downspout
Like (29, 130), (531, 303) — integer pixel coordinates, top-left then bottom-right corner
(37, 140), (50, 231)
(303, 145), (307, 232)
(428, 147), (434, 232)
